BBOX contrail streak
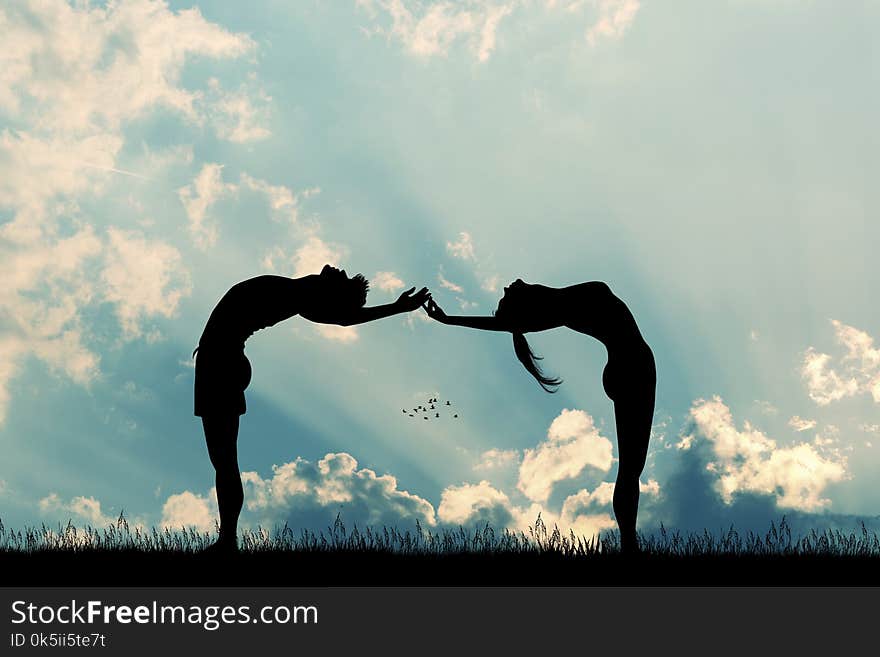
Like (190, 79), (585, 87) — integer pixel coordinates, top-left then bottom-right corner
(73, 160), (154, 181)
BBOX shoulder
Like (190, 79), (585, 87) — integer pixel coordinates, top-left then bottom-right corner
(569, 281), (614, 297)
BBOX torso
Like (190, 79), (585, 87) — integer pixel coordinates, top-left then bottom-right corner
(559, 282), (656, 401)
(199, 275), (303, 347)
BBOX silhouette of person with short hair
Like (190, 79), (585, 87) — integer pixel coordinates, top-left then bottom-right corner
(423, 279), (655, 553)
(194, 265), (429, 551)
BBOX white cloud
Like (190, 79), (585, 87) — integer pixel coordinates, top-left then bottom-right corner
(0, 0), (256, 136)
(373, 271), (406, 292)
(241, 173), (313, 225)
(239, 452), (437, 528)
(359, 1), (640, 61)
(438, 480), (514, 527)
(788, 416), (817, 432)
(754, 400), (778, 415)
(436, 477), (648, 541)
(474, 448), (519, 471)
(314, 324), (360, 343)
(39, 493), (117, 528)
(101, 228), (192, 340)
(206, 78), (271, 144)
(178, 163), (238, 249)
(682, 396), (848, 512)
(481, 275), (501, 293)
(438, 273), (464, 293)
(161, 490), (218, 533)
(0, 2), (263, 425)
(292, 236), (348, 278)
(446, 231), (476, 260)
(802, 320), (880, 405)
(517, 408), (614, 503)
(586, 0), (640, 46)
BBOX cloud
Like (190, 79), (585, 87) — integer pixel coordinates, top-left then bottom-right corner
(0, 0), (256, 136)
(586, 0), (640, 46)
(161, 490), (218, 533)
(438, 272), (464, 293)
(239, 452), (437, 529)
(788, 416), (817, 432)
(517, 408), (614, 503)
(292, 236), (348, 278)
(437, 480), (516, 527)
(241, 173), (317, 225)
(180, 166), (313, 247)
(39, 493), (117, 528)
(373, 271), (406, 292)
(101, 228), (192, 340)
(436, 477), (653, 541)
(314, 324), (360, 343)
(801, 320), (880, 405)
(481, 275), (501, 293)
(0, 2), (263, 424)
(178, 163), (239, 249)
(680, 396), (848, 512)
(205, 78), (271, 144)
(358, 1), (640, 61)
(361, 1), (501, 60)
(446, 231), (476, 261)
(474, 448), (519, 471)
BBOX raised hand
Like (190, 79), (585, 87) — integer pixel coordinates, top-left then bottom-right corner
(423, 298), (449, 323)
(395, 287), (430, 312)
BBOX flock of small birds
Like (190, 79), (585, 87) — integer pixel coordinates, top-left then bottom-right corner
(403, 397), (458, 421)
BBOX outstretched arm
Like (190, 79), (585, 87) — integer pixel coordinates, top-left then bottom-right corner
(336, 287), (430, 326)
(423, 299), (510, 331)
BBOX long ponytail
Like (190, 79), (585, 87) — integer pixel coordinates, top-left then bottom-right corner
(512, 332), (562, 393)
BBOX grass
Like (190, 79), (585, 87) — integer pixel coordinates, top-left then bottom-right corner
(2, 514), (879, 586)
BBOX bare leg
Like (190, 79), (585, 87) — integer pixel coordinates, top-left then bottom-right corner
(202, 414), (243, 550)
(612, 396), (653, 554)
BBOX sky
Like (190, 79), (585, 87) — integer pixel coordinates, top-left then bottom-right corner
(1, 0), (879, 543)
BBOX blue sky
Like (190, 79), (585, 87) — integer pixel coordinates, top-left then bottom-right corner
(1, 0), (879, 541)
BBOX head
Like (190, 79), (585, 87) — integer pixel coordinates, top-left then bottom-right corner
(496, 279), (562, 393)
(494, 278), (544, 325)
(314, 264), (369, 311)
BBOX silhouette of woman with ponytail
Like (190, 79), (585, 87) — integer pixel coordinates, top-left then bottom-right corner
(424, 279), (655, 553)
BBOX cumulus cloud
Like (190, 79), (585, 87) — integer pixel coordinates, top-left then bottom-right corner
(101, 229), (192, 340)
(373, 271), (406, 292)
(178, 164), (238, 249)
(474, 448), (519, 471)
(291, 236), (348, 278)
(438, 272), (464, 293)
(586, 0), (640, 46)
(446, 231), (476, 261)
(358, 1), (640, 61)
(0, 0), (256, 136)
(788, 416), (817, 432)
(161, 490), (218, 533)
(314, 324), (360, 343)
(39, 493), (117, 528)
(681, 396), (848, 512)
(437, 477), (657, 541)
(205, 78), (271, 144)
(0, 0), (262, 422)
(239, 452), (437, 528)
(438, 480), (515, 528)
(517, 408), (614, 503)
(801, 320), (880, 405)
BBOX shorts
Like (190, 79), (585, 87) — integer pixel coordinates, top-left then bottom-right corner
(193, 345), (252, 417)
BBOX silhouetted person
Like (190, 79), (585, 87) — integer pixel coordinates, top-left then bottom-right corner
(194, 265), (429, 551)
(424, 279), (655, 553)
